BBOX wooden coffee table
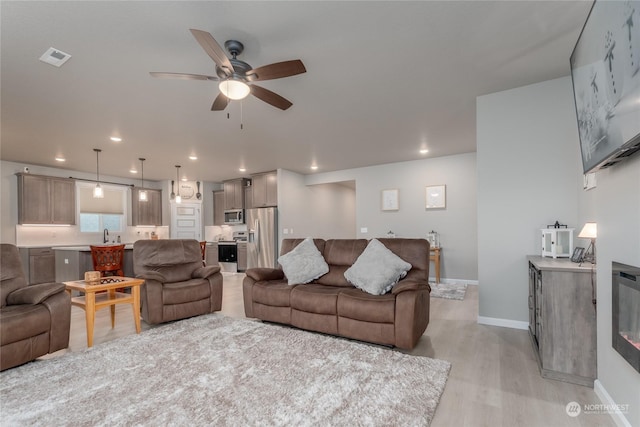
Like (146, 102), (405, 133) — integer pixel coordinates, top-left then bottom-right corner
(64, 276), (144, 347)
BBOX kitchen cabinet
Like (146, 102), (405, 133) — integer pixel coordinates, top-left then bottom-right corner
(244, 185), (253, 209)
(205, 243), (219, 267)
(528, 256), (597, 387)
(19, 247), (56, 285)
(237, 242), (247, 271)
(213, 191), (225, 225)
(17, 173), (76, 225)
(251, 171), (277, 207)
(223, 178), (248, 210)
(131, 188), (162, 226)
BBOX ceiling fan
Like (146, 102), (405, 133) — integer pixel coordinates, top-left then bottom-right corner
(150, 29), (306, 111)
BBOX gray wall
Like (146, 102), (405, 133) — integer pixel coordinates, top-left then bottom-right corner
(477, 76), (640, 426)
(278, 169), (356, 244)
(305, 153), (478, 282)
(476, 76), (581, 325)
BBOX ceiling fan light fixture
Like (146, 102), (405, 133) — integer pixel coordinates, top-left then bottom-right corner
(219, 78), (250, 100)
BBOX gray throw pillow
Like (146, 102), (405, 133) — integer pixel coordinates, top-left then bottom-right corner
(278, 238), (329, 285)
(344, 239), (412, 295)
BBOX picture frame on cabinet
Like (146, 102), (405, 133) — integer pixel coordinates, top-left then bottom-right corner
(426, 185), (446, 209)
(381, 189), (399, 211)
(571, 247), (585, 263)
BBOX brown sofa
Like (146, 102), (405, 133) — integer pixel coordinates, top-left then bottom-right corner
(133, 239), (223, 325)
(0, 244), (71, 371)
(243, 238), (431, 349)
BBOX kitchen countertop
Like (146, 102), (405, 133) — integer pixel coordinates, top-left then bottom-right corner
(52, 244), (134, 251)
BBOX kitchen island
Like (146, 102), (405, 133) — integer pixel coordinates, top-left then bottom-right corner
(54, 245), (134, 282)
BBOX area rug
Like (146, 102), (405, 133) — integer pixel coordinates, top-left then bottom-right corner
(0, 314), (451, 426)
(429, 282), (468, 300)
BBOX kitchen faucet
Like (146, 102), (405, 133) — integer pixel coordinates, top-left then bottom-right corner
(103, 228), (109, 244)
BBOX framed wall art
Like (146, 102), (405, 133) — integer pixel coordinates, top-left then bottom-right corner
(381, 189), (399, 211)
(425, 185), (446, 209)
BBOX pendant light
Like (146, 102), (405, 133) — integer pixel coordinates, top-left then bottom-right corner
(138, 158), (148, 202)
(175, 165), (182, 204)
(93, 148), (104, 199)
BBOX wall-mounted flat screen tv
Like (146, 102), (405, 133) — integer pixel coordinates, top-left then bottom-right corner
(570, 0), (640, 174)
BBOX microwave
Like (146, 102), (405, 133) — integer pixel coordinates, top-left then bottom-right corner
(224, 209), (244, 224)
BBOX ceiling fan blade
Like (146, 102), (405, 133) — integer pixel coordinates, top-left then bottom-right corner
(211, 93), (229, 111)
(246, 60), (306, 81)
(189, 29), (234, 74)
(149, 72), (218, 81)
(250, 85), (293, 110)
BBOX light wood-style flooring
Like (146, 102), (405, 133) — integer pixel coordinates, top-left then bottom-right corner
(46, 274), (614, 427)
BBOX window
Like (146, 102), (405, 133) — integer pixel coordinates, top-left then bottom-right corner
(77, 183), (127, 233)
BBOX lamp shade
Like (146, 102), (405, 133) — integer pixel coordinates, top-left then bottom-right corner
(219, 79), (250, 100)
(578, 222), (597, 239)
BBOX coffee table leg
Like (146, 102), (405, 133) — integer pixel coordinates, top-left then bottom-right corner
(132, 285), (141, 334)
(85, 291), (96, 348)
(109, 289), (116, 328)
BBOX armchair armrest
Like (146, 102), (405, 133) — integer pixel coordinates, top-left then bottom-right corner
(7, 282), (66, 305)
(246, 268), (285, 282)
(192, 265), (221, 279)
(391, 280), (431, 295)
(136, 271), (167, 282)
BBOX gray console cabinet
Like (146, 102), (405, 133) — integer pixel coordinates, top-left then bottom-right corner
(528, 256), (597, 387)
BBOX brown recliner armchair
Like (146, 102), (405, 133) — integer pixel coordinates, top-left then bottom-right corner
(133, 239), (223, 325)
(0, 244), (71, 371)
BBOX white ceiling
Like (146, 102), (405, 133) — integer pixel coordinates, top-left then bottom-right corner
(0, 1), (592, 182)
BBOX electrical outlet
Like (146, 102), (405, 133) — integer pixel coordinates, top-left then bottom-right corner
(64, 258), (69, 264)
(290, 228), (294, 234)
(283, 228), (289, 235)
(360, 227), (368, 233)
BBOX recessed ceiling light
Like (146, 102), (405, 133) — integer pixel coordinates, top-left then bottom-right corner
(310, 165), (318, 170)
(130, 168), (138, 174)
(181, 177), (188, 182)
(39, 47), (71, 67)
(419, 149), (429, 154)
(110, 136), (122, 142)
(239, 168), (246, 172)
(189, 155), (198, 160)
(55, 156), (66, 162)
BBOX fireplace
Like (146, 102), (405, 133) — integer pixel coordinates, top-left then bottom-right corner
(612, 262), (640, 373)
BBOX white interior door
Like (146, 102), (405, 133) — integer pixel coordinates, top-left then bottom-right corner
(170, 202), (202, 240)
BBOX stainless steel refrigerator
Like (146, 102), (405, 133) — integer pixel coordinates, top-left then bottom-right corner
(246, 207), (278, 269)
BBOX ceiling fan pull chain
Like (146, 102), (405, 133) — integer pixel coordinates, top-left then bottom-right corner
(240, 100), (244, 130)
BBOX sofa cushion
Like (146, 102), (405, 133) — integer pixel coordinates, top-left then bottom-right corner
(377, 238), (430, 282)
(337, 288), (396, 323)
(290, 284), (341, 315)
(278, 238), (329, 285)
(253, 281), (295, 307)
(162, 279), (211, 305)
(0, 304), (50, 346)
(344, 239), (412, 295)
(316, 239), (368, 287)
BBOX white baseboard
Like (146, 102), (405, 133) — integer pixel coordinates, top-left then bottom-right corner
(594, 380), (632, 427)
(430, 278), (479, 286)
(477, 316), (529, 330)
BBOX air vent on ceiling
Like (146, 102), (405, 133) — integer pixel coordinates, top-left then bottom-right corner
(39, 47), (71, 67)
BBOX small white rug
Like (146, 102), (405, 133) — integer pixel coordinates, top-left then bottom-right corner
(430, 282), (468, 300)
(0, 314), (451, 426)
